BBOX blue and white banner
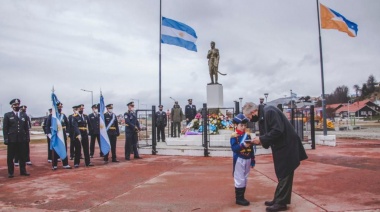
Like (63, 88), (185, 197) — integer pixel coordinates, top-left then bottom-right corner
(161, 17), (197, 52)
(50, 93), (67, 159)
(99, 94), (111, 155)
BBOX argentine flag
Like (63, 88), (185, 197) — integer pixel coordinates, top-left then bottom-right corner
(161, 17), (197, 52)
(99, 94), (111, 155)
(50, 93), (67, 159)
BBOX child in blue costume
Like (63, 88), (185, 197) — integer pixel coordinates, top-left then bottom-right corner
(230, 114), (256, 206)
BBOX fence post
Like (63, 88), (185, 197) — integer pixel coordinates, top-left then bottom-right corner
(152, 105), (157, 155)
(202, 103), (209, 157)
(310, 105), (316, 149)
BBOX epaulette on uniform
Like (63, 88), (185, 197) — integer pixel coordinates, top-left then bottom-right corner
(231, 132), (238, 138)
(74, 114), (78, 117)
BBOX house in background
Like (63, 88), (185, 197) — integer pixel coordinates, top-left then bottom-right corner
(335, 100), (379, 118)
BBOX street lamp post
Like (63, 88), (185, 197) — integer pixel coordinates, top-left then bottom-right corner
(131, 99), (140, 110)
(264, 93), (269, 103)
(290, 89), (293, 108)
(239, 97), (243, 113)
(81, 89), (93, 106)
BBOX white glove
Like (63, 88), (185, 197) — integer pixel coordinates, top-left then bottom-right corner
(77, 135), (82, 140)
(48, 134), (52, 139)
(66, 133), (70, 136)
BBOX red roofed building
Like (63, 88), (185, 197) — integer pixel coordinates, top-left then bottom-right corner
(335, 100), (379, 117)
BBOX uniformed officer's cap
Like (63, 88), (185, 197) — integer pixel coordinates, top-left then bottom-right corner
(259, 98), (264, 100)
(232, 114), (249, 124)
(91, 104), (99, 109)
(77, 104), (84, 109)
(188, 99), (192, 102)
(158, 105), (163, 108)
(72, 105), (78, 109)
(48, 108), (52, 111)
(56, 102), (63, 106)
(106, 104), (113, 108)
(127, 101), (134, 106)
(174, 101), (178, 104)
(20, 105), (27, 109)
(10, 99), (21, 105)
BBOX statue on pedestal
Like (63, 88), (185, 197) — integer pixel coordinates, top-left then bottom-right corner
(207, 41), (226, 84)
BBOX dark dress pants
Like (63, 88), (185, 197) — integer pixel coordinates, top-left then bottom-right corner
(104, 134), (117, 161)
(173, 122), (181, 137)
(273, 171), (294, 205)
(90, 134), (101, 157)
(157, 125), (165, 141)
(74, 133), (90, 166)
(69, 137), (75, 158)
(47, 136), (52, 160)
(125, 132), (139, 159)
(7, 142), (27, 175)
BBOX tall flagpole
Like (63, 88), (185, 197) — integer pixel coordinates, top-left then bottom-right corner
(316, 0), (327, 136)
(159, 0), (162, 106)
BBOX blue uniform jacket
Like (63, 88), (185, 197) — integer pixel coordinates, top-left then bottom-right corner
(124, 111), (140, 133)
(230, 132), (255, 173)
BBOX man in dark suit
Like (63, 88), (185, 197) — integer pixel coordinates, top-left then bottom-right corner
(104, 104), (120, 163)
(88, 104), (101, 158)
(124, 101), (142, 160)
(185, 99), (196, 125)
(68, 105), (79, 160)
(155, 105), (167, 142)
(2, 99), (30, 178)
(71, 104), (93, 168)
(46, 102), (72, 170)
(244, 102), (308, 212)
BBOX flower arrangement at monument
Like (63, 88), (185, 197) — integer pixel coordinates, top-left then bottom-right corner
(182, 112), (233, 135)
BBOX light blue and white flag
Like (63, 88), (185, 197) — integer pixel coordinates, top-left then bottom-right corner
(161, 17), (197, 52)
(99, 94), (111, 155)
(50, 93), (67, 159)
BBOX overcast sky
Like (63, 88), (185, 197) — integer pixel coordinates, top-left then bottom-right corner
(1, 0), (379, 117)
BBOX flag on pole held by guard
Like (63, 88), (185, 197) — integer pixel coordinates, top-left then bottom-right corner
(161, 17), (198, 52)
(320, 3), (358, 37)
(50, 93), (67, 159)
(99, 94), (111, 155)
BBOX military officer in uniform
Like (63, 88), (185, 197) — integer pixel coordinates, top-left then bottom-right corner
(104, 104), (120, 163)
(43, 108), (52, 162)
(14, 105), (32, 166)
(124, 101), (142, 160)
(2, 99), (30, 178)
(46, 102), (72, 170)
(155, 105), (167, 142)
(72, 104), (93, 168)
(88, 104), (102, 158)
(185, 99), (197, 125)
(68, 105), (80, 160)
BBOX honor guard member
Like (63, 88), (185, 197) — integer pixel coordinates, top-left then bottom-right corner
(72, 104), (93, 168)
(2, 99), (30, 178)
(259, 97), (265, 105)
(46, 102), (72, 170)
(104, 104), (120, 163)
(155, 105), (167, 142)
(14, 105), (32, 166)
(88, 104), (101, 158)
(68, 105), (80, 160)
(124, 101), (142, 160)
(185, 99), (196, 125)
(43, 109), (53, 163)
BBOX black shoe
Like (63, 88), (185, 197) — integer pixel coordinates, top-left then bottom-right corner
(125, 158), (130, 161)
(134, 157), (143, 159)
(266, 204), (287, 212)
(235, 187), (250, 206)
(157, 140), (160, 142)
(74, 164), (79, 168)
(52, 166), (57, 170)
(163, 140), (166, 142)
(20, 172), (30, 176)
(112, 159), (120, 162)
(265, 200), (275, 206)
(8, 173), (14, 178)
(236, 198), (250, 206)
(90, 155), (94, 158)
(86, 163), (94, 167)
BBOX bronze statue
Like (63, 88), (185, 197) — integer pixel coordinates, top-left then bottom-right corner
(207, 41), (226, 84)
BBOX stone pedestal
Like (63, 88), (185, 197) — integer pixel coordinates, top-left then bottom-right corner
(207, 84), (223, 109)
